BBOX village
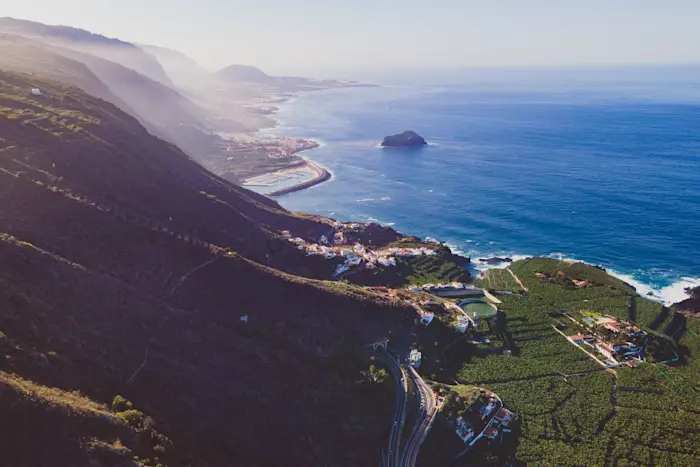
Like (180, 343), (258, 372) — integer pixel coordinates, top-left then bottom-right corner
(216, 133), (319, 160)
(281, 222), (438, 276)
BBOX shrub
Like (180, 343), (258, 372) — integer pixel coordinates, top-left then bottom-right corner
(153, 444), (166, 455)
(112, 395), (133, 412)
(117, 409), (147, 429)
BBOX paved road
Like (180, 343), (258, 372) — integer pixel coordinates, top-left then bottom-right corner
(401, 365), (438, 467)
(382, 349), (408, 467)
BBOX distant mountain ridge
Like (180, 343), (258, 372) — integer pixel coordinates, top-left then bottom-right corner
(216, 63), (373, 91)
(217, 64), (277, 84)
(139, 44), (211, 89)
(0, 17), (174, 87)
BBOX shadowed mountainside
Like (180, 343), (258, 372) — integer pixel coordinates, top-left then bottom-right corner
(0, 70), (409, 466)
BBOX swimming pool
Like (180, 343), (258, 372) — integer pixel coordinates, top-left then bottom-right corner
(460, 300), (498, 318)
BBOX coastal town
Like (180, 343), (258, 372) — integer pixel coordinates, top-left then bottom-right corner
(282, 222), (438, 276)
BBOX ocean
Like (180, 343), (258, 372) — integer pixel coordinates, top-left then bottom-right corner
(266, 66), (700, 304)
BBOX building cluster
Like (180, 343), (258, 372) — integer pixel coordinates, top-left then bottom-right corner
(569, 314), (646, 366)
(455, 392), (515, 445)
(483, 407), (515, 440)
(384, 246), (437, 257)
(408, 282), (471, 293)
(535, 271), (590, 288)
(455, 416), (474, 443)
(281, 229), (436, 277)
(215, 133), (316, 159)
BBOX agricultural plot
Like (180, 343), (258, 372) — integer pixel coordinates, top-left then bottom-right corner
(431, 258), (700, 465)
(474, 267), (521, 293)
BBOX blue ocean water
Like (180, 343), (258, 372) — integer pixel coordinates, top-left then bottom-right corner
(268, 67), (700, 303)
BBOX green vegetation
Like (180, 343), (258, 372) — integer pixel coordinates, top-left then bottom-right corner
(419, 258), (700, 465)
(474, 267), (521, 292)
(112, 394), (134, 412)
(0, 371), (113, 417)
(398, 255), (467, 286)
(366, 364), (389, 384)
(348, 254), (468, 288)
(439, 384), (481, 420)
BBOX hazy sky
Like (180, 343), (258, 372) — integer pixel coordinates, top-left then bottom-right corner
(4, 0), (700, 74)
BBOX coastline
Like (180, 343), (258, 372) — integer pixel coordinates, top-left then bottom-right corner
(240, 92), (333, 196)
(265, 159), (331, 196)
(254, 85), (700, 306)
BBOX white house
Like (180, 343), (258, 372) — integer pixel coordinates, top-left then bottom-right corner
(456, 315), (470, 333)
(409, 349), (422, 368)
(596, 343), (618, 361)
(30, 88), (42, 96)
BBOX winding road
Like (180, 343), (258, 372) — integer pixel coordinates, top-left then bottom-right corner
(381, 347), (438, 467)
(401, 365), (438, 467)
(382, 349), (408, 467)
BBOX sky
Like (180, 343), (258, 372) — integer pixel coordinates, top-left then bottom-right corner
(3, 0), (700, 74)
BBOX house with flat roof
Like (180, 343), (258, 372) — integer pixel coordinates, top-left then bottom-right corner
(604, 322), (623, 333)
(494, 408), (514, 425)
(421, 311), (434, 326)
(409, 349), (422, 368)
(596, 343), (617, 361)
(455, 416), (475, 443)
(569, 334), (585, 344)
(456, 315), (470, 333)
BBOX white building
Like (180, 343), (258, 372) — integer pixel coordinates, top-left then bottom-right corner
(456, 315), (470, 333)
(455, 416), (475, 443)
(30, 88), (42, 96)
(596, 343), (618, 362)
(409, 349), (422, 368)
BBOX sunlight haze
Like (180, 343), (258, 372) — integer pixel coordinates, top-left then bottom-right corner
(3, 0), (700, 74)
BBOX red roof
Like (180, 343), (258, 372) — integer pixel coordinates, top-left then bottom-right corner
(496, 408), (511, 419)
(570, 334), (585, 341)
(484, 427), (498, 438)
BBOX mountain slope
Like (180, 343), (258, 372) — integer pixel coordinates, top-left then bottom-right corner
(0, 33), (225, 155)
(139, 44), (211, 90)
(217, 64), (275, 84)
(0, 34), (140, 121)
(0, 17), (173, 87)
(0, 70), (406, 466)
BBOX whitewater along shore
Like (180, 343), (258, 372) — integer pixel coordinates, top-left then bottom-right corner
(264, 159), (331, 196)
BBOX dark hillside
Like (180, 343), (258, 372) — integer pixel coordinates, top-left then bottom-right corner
(0, 70), (330, 270)
(0, 70), (409, 465)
